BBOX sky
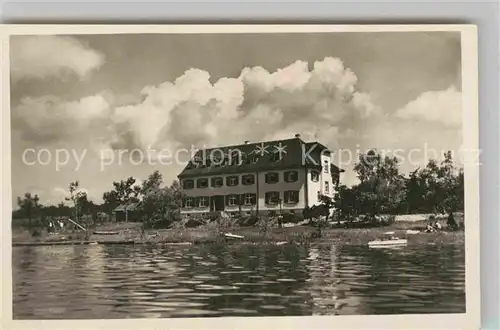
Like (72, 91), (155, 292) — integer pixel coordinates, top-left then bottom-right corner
(10, 31), (463, 207)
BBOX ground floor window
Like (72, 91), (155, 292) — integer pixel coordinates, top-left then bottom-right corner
(198, 196), (209, 208)
(243, 193), (257, 205)
(226, 194), (239, 206)
(284, 190), (299, 204)
(184, 197), (194, 208)
(265, 191), (280, 205)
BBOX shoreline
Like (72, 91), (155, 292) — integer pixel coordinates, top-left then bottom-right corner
(12, 219), (464, 248)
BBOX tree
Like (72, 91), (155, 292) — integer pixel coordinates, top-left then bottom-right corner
(353, 150), (406, 220)
(16, 193), (40, 229)
(406, 152), (464, 215)
(333, 184), (360, 224)
(102, 176), (141, 222)
(65, 181), (89, 223)
(139, 171), (185, 228)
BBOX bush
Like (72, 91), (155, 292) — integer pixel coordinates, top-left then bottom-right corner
(235, 215), (259, 227)
(282, 212), (304, 224)
(31, 229), (41, 237)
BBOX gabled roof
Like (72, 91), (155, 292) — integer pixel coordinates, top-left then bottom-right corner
(178, 137), (332, 178)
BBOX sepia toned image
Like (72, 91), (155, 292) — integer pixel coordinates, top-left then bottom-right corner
(2, 25), (479, 328)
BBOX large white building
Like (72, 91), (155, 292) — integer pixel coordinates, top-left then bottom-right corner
(177, 134), (343, 217)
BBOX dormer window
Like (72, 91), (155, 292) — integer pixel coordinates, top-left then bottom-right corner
(271, 151), (282, 162)
(323, 160), (329, 173)
(229, 150), (242, 166)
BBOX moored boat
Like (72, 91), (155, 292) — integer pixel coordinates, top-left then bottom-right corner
(368, 237), (407, 248)
(93, 231), (119, 235)
(224, 233), (244, 240)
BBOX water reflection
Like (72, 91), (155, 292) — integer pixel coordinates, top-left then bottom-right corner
(12, 243), (465, 319)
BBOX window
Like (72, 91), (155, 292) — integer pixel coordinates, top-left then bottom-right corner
(197, 178), (209, 188)
(210, 154), (223, 167)
(198, 196), (209, 208)
(265, 191), (280, 205)
(243, 193), (257, 205)
(323, 160), (329, 173)
(226, 194), (239, 206)
(284, 190), (299, 204)
(317, 191), (321, 202)
(211, 177), (223, 188)
(226, 176), (239, 186)
(311, 171), (320, 182)
(229, 150), (242, 166)
(284, 170), (298, 182)
(182, 179), (194, 189)
(242, 174), (255, 185)
(325, 181), (330, 194)
(265, 172), (279, 184)
(184, 197), (194, 208)
(271, 152), (282, 162)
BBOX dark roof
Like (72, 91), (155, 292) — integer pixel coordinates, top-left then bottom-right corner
(178, 137), (333, 178)
(114, 202), (140, 212)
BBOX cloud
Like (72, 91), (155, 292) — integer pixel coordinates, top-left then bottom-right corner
(106, 57), (379, 154)
(12, 94), (112, 145)
(394, 86), (462, 127)
(10, 36), (104, 81)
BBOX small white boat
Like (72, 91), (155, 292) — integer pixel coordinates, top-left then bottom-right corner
(406, 230), (420, 235)
(224, 233), (244, 240)
(368, 237), (407, 248)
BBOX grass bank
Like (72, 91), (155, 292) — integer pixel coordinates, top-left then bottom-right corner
(12, 217), (464, 247)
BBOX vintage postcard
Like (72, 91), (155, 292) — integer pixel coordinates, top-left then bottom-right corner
(1, 25), (479, 329)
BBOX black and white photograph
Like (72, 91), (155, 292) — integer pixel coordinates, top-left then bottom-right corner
(2, 25), (479, 328)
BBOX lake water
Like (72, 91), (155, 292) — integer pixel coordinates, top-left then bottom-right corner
(12, 243), (465, 319)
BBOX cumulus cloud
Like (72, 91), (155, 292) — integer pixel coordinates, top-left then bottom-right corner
(394, 86), (462, 127)
(10, 35), (104, 81)
(105, 57), (379, 154)
(12, 94), (112, 144)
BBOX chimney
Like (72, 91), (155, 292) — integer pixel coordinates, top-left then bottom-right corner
(294, 133), (301, 139)
(244, 140), (250, 144)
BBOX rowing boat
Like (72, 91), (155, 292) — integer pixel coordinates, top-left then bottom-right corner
(224, 233), (244, 240)
(368, 238), (407, 248)
(93, 231), (119, 235)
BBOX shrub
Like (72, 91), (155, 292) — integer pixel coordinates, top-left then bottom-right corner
(282, 212), (304, 224)
(31, 229), (41, 237)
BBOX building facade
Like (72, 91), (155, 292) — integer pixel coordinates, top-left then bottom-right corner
(177, 134), (343, 217)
